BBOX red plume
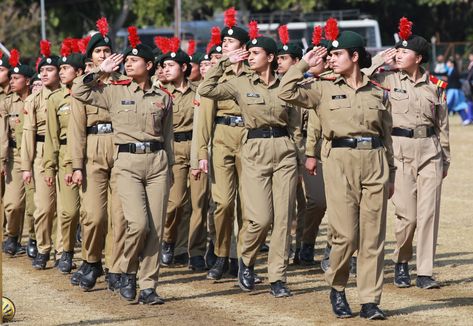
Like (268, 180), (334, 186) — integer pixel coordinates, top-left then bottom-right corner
(61, 38), (73, 57)
(0, 52), (3, 60)
(40, 39), (51, 57)
(398, 17), (413, 41)
(224, 7), (237, 29)
(248, 21), (260, 40)
(325, 18), (339, 41)
(187, 39), (196, 56)
(169, 37), (180, 53)
(70, 38), (80, 53)
(154, 36), (169, 54)
(128, 26), (141, 48)
(9, 49), (20, 68)
(35, 57), (42, 71)
(312, 25), (323, 46)
(208, 26), (222, 53)
(278, 25), (289, 45)
(96, 17), (109, 37)
(78, 36), (91, 54)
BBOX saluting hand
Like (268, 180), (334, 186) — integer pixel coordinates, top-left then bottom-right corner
(99, 53), (124, 73)
(303, 46), (327, 68)
(381, 48), (397, 67)
(227, 49), (249, 64)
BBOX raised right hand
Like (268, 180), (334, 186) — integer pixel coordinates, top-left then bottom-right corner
(99, 53), (124, 73)
(302, 46), (327, 68)
(227, 49), (249, 64)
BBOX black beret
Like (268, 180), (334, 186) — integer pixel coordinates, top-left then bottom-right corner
(246, 36), (277, 55)
(59, 53), (85, 70)
(37, 55), (60, 72)
(86, 32), (112, 59)
(190, 52), (205, 64)
(10, 64), (35, 78)
(123, 43), (155, 63)
(160, 49), (190, 66)
(277, 43), (303, 59)
(221, 26), (249, 44)
(329, 31), (365, 51)
(395, 35), (430, 64)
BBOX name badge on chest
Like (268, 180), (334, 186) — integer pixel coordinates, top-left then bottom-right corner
(393, 88), (407, 93)
(246, 93), (260, 98)
(121, 100), (135, 105)
(331, 94), (347, 100)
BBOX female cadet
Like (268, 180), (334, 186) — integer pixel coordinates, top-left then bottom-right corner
(278, 29), (395, 319)
(72, 27), (173, 305)
(199, 22), (302, 298)
(368, 19), (450, 290)
(43, 40), (84, 274)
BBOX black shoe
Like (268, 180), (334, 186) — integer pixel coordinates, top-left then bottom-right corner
(108, 273), (122, 292)
(238, 258), (255, 292)
(394, 263), (411, 288)
(4, 236), (19, 256)
(27, 238), (38, 259)
(189, 256), (206, 272)
(254, 273), (263, 284)
(349, 256), (357, 276)
(259, 243), (269, 252)
(207, 257), (229, 280)
(416, 276), (440, 289)
(360, 303), (386, 320)
(138, 288), (165, 305)
(160, 242), (174, 266)
(229, 258), (238, 277)
(299, 243), (315, 265)
(79, 262), (104, 291)
(16, 243), (26, 255)
(270, 281), (292, 298)
(58, 251), (74, 274)
(293, 247), (301, 265)
(119, 273), (137, 301)
(321, 245), (331, 272)
(71, 261), (88, 286)
(173, 253), (189, 265)
(205, 240), (217, 269)
(32, 252), (50, 270)
(329, 288), (353, 318)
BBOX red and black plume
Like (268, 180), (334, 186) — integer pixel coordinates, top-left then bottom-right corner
(278, 25), (289, 46)
(187, 39), (196, 57)
(154, 36), (169, 54)
(398, 17), (413, 46)
(248, 20), (260, 42)
(9, 49), (20, 68)
(224, 7), (237, 29)
(40, 39), (51, 58)
(169, 37), (180, 55)
(96, 17), (109, 37)
(207, 26), (222, 53)
(78, 36), (91, 54)
(128, 26), (141, 49)
(312, 25), (323, 46)
(61, 38), (73, 58)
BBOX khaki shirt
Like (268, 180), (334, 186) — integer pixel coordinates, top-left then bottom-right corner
(43, 87), (73, 177)
(369, 56), (450, 170)
(71, 68), (174, 165)
(21, 87), (53, 171)
(163, 81), (196, 133)
(0, 93), (27, 162)
(199, 58), (303, 163)
(279, 60), (395, 182)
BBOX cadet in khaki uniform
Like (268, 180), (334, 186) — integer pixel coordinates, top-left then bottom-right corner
(21, 41), (62, 270)
(69, 22), (126, 292)
(196, 17), (251, 280)
(0, 52), (35, 256)
(72, 33), (173, 305)
(199, 30), (303, 297)
(369, 30), (450, 289)
(43, 46), (85, 274)
(278, 30), (395, 319)
(160, 46), (209, 271)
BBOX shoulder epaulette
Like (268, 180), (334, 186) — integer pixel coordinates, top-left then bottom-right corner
(110, 79), (132, 86)
(429, 75), (448, 89)
(369, 80), (390, 92)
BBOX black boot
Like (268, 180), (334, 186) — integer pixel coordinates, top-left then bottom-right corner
(108, 272), (122, 292)
(205, 240), (217, 269)
(173, 253), (189, 265)
(119, 273), (137, 301)
(189, 256), (206, 272)
(4, 236), (19, 256)
(270, 280), (292, 298)
(27, 238), (38, 259)
(160, 242), (174, 266)
(329, 288), (353, 318)
(57, 251), (74, 274)
(229, 258), (238, 277)
(238, 258), (255, 292)
(207, 257), (229, 280)
(320, 245), (331, 272)
(299, 243), (315, 265)
(79, 262), (104, 291)
(416, 276), (440, 289)
(293, 247), (301, 265)
(394, 263), (411, 288)
(138, 288), (165, 305)
(71, 261), (88, 286)
(32, 252), (50, 270)
(360, 303), (386, 320)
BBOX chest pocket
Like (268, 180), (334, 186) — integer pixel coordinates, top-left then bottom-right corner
(86, 105), (98, 115)
(146, 100), (165, 134)
(390, 90), (409, 113)
(423, 96), (440, 120)
(244, 97), (265, 106)
(116, 101), (138, 125)
(328, 97), (350, 110)
(57, 105), (71, 128)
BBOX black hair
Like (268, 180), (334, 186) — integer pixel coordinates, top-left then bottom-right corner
(347, 47), (372, 69)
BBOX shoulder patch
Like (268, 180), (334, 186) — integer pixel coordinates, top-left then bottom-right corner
(369, 80), (390, 92)
(429, 75), (448, 89)
(110, 79), (132, 86)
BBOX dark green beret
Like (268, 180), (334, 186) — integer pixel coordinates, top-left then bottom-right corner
(208, 45), (223, 56)
(160, 49), (190, 66)
(152, 47), (163, 64)
(59, 53), (85, 70)
(0, 57), (11, 69)
(190, 52), (205, 64)
(277, 42), (303, 59)
(329, 31), (365, 51)
(221, 26), (249, 44)
(86, 32), (112, 59)
(37, 55), (60, 72)
(395, 35), (430, 64)
(10, 64), (35, 78)
(200, 53), (211, 63)
(246, 36), (277, 55)
(31, 73), (40, 82)
(123, 43), (155, 63)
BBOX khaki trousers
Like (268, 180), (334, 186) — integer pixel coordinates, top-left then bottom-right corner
(4, 149), (26, 238)
(294, 180), (306, 248)
(392, 137), (443, 276)
(117, 150), (170, 290)
(240, 137), (297, 283)
(324, 148), (388, 304)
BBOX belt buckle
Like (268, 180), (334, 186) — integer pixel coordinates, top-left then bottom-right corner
(356, 137), (372, 150)
(230, 119), (236, 127)
(234, 117), (244, 127)
(134, 142), (146, 154)
(98, 124), (111, 134)
(414, 126), (427, 138)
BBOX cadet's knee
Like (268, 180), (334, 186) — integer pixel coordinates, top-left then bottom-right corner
(127, 219), (149, 239)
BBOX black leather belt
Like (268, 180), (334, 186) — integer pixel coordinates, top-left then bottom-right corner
(332, 136), (383, 150)
(8, 139), (16, 148)
(247, 127), (289, 139)
(214, 115), (244, 127)
(87, 123), (113, 135)
(174, 131), (193, 142)
(302, 129), (308, 138)
(392, 126), (435, 138)
(36, 135), (45, 142)
(60, 139), (67, 145)
(118, 142), (164, 154)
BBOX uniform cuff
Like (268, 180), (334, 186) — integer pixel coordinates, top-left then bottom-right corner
(198, 150), (208, 161)
(72, 159), (84, 170)
(297, 60), (310, 73)
(45, 168), (55, 178)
